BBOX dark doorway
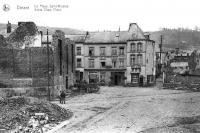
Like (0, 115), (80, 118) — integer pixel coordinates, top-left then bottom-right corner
(111, 72), (125, 85)
(80, 72), (83, 81)
(58, 39), (62, 76)
(139, 76), (143, 86)
(66, 76), (68, 89)
(115, 75), (118, 85)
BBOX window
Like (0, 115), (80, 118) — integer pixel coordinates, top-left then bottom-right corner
(100, 47), (106, 56)
(119, 47), (124, 55)
(112, 60), (116, 68)
(131, 43), (136, 52)
(89, 47), (94, 56)
(89, 72), (98, 83)
(137, 42), (143, 52)
(89, 59), (94, 68)
(137, 54), (143, 65)
(111, 47), (117, 55)
(77, 47), (81, 55)
(77, 58), (81, 68)
(119, 59), (124, 67)
(130, 54), (136, 66)
(100, 72), (106, 83)
(100, 62), (106, 68)
(131, 73), (139, 83)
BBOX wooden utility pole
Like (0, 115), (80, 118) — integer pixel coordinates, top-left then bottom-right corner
(159, 35), (165, 83)
(47, 29), (50, 101)
(160, 35), (163, 64)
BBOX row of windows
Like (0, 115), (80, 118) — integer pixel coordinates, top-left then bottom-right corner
(76, 58), (125, 68)
(76, 54), (143, 68)
(90, 47), (125, 56)
(130, 42), (143, 52)
(131, 74), (153, 83)
(130, 54), (143, 65)
(76, 46), (125, 56)
(88, 59), (125, 68)
(76, 42), (143, 56)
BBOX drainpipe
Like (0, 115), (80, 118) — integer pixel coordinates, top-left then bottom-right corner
(145, 41), (147, 85)
(152, 42), (155, 84)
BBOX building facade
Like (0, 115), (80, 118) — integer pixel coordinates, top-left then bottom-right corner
(67, 23), (156, 86)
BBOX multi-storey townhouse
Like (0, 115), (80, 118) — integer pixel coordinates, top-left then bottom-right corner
(67, 23), (156, 86)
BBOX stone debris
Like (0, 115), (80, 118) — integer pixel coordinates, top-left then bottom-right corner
(15, 113), (51, 133)
(0, 96), (73, 132)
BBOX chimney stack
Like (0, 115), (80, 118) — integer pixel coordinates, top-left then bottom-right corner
(144, 32), (150, 40)
(7, 21), (11, 33)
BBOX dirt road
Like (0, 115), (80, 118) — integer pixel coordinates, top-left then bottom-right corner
(53, 86), (200, 133)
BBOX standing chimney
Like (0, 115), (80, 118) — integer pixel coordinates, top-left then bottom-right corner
(7, 21), (11, 33)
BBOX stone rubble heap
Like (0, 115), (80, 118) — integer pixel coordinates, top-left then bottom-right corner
(0, 96), (73, 132)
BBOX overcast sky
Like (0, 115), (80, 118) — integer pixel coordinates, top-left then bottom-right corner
(0, 0), (200, 31)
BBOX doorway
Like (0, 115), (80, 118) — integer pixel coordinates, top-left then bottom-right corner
(139, 76), (143, 86)
(111, 72), (125, 85)
(66, 76), (68, 89)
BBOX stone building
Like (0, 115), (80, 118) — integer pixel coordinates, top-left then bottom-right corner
(67, 23), (156, 86)
(52, 30), (75, 91)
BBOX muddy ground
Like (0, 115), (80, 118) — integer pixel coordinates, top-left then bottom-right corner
(52, 86), (200, 133)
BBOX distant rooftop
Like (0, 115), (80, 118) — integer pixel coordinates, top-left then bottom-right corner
(85, 23), (146, 43)
(65, 23), (150, 43)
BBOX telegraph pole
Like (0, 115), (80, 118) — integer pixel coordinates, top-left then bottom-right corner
(159, 35), (165, 83)
(160, 35), (163, 64)
(47, 29), (50, 101)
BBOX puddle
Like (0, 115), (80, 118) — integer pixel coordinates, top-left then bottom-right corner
(88, 106), (111, 113)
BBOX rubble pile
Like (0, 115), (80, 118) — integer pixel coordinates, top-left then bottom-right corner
(0, 96), (73, 131)
(163, 82), (200, 91)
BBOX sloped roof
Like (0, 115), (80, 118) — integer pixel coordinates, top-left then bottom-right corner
(85, 31), (145, 43)
(85, 23), (146, 43)
(65, 34), (86, 43)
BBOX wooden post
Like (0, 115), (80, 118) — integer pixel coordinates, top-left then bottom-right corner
(47, 29), (50, 101)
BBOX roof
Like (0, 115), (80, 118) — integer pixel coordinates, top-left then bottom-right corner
(65, 23), (147, 44)
(65, 34), (86, 43)
(85, 23), (146, 43)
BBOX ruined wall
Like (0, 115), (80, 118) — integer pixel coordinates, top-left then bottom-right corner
(0, 47), (54, 87)
(52, 30), (75, 91)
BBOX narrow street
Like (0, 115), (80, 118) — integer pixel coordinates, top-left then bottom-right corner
(53, 87), (200, 133)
